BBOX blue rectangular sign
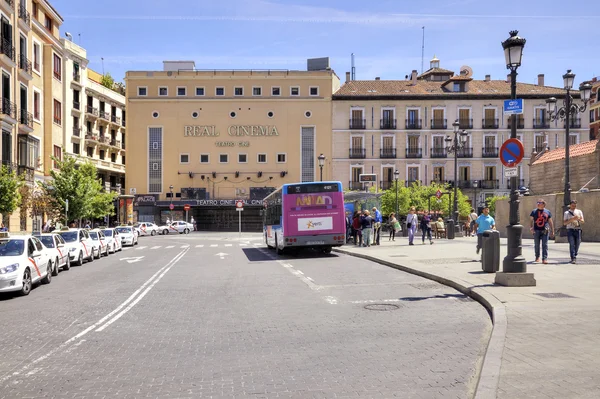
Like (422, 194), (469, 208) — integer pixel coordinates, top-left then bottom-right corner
(504, 99), (524, 115)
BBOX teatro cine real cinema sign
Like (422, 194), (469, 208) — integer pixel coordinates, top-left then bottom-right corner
(184, 125), (279, 137)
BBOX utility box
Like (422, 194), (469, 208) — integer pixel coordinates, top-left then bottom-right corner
(482, 230), (500, 273)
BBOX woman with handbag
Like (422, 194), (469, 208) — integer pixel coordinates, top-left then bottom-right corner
(388, 212), (399, 241)
(406, 207), (418, 246)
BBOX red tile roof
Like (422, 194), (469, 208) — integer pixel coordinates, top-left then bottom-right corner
(417, 67), (455, 79)
(532, 140), (599, 165)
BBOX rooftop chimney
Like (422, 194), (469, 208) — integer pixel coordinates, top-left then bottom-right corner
(411, 70), (418, 85)
(375, 77), (380, 80)
(485, 75), (491, 82)
(345, 72), (350, 83)
(538, 74), (545, 86)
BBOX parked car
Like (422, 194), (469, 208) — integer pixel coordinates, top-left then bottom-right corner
(102, 228), (122, 253)
(115, 226), (138, 246)
(0, 232), (53, 296)
(57, 228), (95, 266)
(39, 233), (70, 275)
(89, 229), (109, 258)
(158, 221), (194, 235)
(133, 222), (160, 236)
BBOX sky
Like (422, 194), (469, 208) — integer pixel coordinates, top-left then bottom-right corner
(53, 0), (599, 88)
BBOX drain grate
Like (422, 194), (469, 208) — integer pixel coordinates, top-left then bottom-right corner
(534, 292), (577, 299)
(364, 303), (400, 311)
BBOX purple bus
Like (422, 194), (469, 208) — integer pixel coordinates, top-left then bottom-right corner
(263, 182), (346, 254)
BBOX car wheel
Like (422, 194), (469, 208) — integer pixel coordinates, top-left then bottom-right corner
(135, 239), (138, 245)
(51, 257), (59, 276)
(184, 228), (190, 234)
(75, 251), (83, 266)
(63, 256), (71, 271)
(151, 230), (156, 236)
(104, 246), (109, 256)
(95, 248), (101, 259)
(41, 262), (52, 284)
(88, 251), (94, 263)
(19, 268), (32, 296)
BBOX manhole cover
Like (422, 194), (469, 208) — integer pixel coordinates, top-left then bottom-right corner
(534, 293), (577, 299)
(364, 303), (400, 311)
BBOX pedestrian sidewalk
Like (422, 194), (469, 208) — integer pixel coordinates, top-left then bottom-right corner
(335, 234), (600, 399)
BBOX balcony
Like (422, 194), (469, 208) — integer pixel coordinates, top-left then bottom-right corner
(458, 180), (474, 189)
(110, 139), (121, 148)
(122, 119), (126, 128)
(99, 135), (111, 145)
(73, 101), (81, 111)
(85, 133), (99, 142)
(380, 119), (396, 130)
(458, 118), (473, 129)
(349, 148), (366, 159)
(17, 165), (34, 182)
(482, 147), (499, 158)
(457, 147), (473, 158)
(86, 105), (98, 117)
(380, 148), (396, 158)
(18, 109), (33, 132)
(534, 145), (546, 154)
(18, 3), (30, 26)
(18, 54), (32, 80)
(405, 180), (421, 187)
(431, 119), (447, 129)
(482, 118), (499, 129)
(380, 181), (395, 190)
(121, 141), (126, 150)
(349, 118), (366, 129)
(1, 98), (17, 122)
(480, 179), (499, 189)
(430, 148), (447, 158)
(347, 181), (364, 191)
(533, 119), (550, 129)
(73, 73), (81, 83)
(99, 110), (110, 121)
(406, 148), (422, 158)
(405, 119), (422, 129)
(0, 38), (16, 66)
(1, 0), (14, 15)
(72, 127), (81, 137)
(507, 118), (525, 129)
(507, 179), (526, 190)
(111, 114), (121, 125)
(567, 118), (581, 128)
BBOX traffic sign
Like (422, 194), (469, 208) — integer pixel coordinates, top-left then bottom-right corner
(435, 189), (442, 199)
(169, 204), (175, 210)
(499, 138), (525, 168)
(504, 167), (518, 177)
(235, 200), (244, 208)
(183, 204), (191, 211)
(504, 99), (524, 115)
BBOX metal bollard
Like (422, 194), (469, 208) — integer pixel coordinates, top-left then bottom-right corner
(446, 219), (455, 240)
(481, 230), (500, 272)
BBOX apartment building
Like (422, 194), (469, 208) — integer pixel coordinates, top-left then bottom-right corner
(332, 56), (589, 207)
(0, 0), (63, 231)
(62, 37), (126, 193)
(589, 77), (599, 140)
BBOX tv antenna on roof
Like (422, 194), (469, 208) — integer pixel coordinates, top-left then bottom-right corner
(421, 26), (425, 74)
(351, 53), (356, 81)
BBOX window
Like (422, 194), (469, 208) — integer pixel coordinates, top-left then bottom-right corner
(53, 100), (61, 125)
(53, 54), (61, 81)
(216, 87), (224, 96)
(87, 147), (93, 157)
(272, 87), (281, 96)
(301, 127), (315, 182)
(148, 127), (163, 193)
(111, 153), (116, 163)
(195, 87), (205, 96)
(252, 87), (262, 96)
(99, 150), (105, 160)
(158, 87), (168, 96)
(238, 153), (247, 163)
(309, 87), (319, 96)
(53, 145), (61, 169)
(177, 87), (186, 96)
(32, 2), (38, 19)
(72, 142), (80, 155)
(277, 153), (286, 163)
(257, 153), (267, 163)
(291, 87), (299, 96)
(33, 42), (40, 72)
(33, 90), (40, 121)
(122, 155), (126, 165)
(219, 154), (228, 163)
(200, 154), (209, 163)
(569, 134), (579, 145)
(234, 87), (243, 96)
(180, 153), (190, 164)
(45, 14), (53, 31)
(18, 135), (40, 170)
(138, 87), (147, 96)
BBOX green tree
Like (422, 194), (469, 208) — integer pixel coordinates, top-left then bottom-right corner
(486, 195), (508, 218)
(0, 165), (23, 222)
(100, 72), (115, 90)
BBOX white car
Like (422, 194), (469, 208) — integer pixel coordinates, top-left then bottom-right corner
(134, 222), (160, 236)
(39, 233), (70, 275)
(116, 226), (138, 246)
(0, 232), (53, 296)
(89, 229), (109, 258)
(159, 221), (194, 235)
(102, 228), (122, 253)
(57, 229), (95, 266)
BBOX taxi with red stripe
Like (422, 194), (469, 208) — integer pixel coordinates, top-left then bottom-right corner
(56, 228), (95, 266)
(0, 232), (53, 296)
(39, 233), (71, 275)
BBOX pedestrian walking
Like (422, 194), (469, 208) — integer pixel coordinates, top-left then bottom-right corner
(372, 207), (382, 245)
(361, 210), (374, 247)
(469, 208), (478, 237)
(345, 211), (353, 243)
(388, 212), (398, 241)
(563, 200), (584, 264)
(352, 211), (362, 245)
(406, 207), (418, 246)
(475, 206), (495, 254)
(420, 213), (433, 245)
(529, 199), (555, 264)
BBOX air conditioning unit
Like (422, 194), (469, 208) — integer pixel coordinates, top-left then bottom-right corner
(129, 188), (137, 194)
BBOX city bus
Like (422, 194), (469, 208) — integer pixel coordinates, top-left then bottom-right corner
(263, 181), (346, 254)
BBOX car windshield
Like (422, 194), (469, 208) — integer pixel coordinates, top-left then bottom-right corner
(40, 236), (55, 248)
(103, 230), (113, 237)
(116, 227), (131, 234)
(59, 231), (78, 242)
(0, 239), (25, 256)
(89, 232), (99, 240)
(133, 223), (142, 228)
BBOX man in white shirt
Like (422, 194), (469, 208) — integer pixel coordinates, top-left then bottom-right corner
(469, 208), (478, 237)
(563, 200), (584, 264)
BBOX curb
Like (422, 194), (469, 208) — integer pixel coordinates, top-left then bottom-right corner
(334, 248), (506, 399)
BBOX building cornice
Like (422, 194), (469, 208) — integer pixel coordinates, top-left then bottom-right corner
(32, 20), (63, 53)
(332, 93), (575, 101)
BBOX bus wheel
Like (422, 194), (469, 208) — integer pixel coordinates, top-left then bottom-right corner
(275, 235), (284, 255)
(322, 247), (332, 254)
(266, 233), (273, 249)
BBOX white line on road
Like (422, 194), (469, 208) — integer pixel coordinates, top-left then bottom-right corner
(195, 245), (204, 248)
(135, 246), (147, 250)
(150, 246), (162, 249)
(224, 244), (233, 247)
(180, 245), (189, 248)
(239, 243), (248, 246)
(210, 244), (218, 247)
(324, 296), (338, 305)
(166, 246), (174, 248)
(277, 260), (320, 291)
(350, 299), (402, 304)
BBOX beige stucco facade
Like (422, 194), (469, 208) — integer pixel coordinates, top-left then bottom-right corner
(125, 60), (339, 230)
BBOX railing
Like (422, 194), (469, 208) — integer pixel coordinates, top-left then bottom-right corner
(99, 135), (111, 144)
(18, 2), (30, 24)
(482, 147), (499, 158)
(567, 118), (581, 128)
(347, 181), (364, 190)
(121, 141), (126, 150)
(406, 148), (422, 158)
(457, 147), (473, 158)
(405, 119), (422, 129)
(458, 118), (473, 129)
(458, 180), (474, 189)
(430, 148), (447, 158)
(86, 105), (98, 116)
(85, 133), (98, 141)
(19, 109), (33, 128)
(405, 180), (421, 187)
(73, 101), (80, 110)
(18, 54), (32, 75)
(431, 119), (447, 129)
(533, 119), (550, 129)
(349, 148), (366, 159)
(481, 180), (499, 189)
(73, 127), (81, 137)
(122, 119), (126, 127)
(111, 114), (121, 125)
(482, 118), (499, 129)
(349, 118), (366, 129)
(0, 38), (15, 62)
(99, 110), (110, 120)
(507, 179), (525, 190)
(380, 181), (396, 190)
(507, 118), (525, 129)
(380, 148), (396, 158)
(17, 165), (34, 182)
(380, 119), (396, 129)
(73, 73), (80, 82)
(1, 97), (17, 119)
(110, 139), (121, 148)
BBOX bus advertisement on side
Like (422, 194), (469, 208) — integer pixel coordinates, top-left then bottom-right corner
(284, 191), (345, 237)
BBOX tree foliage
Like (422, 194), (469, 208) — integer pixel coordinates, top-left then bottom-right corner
(100, 72), (115, 90)
(486, 195), (508, 218)
(0, 165), (23, 217)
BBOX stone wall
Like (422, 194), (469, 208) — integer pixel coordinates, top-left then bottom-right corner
(496, 190), (600, 242)
(530, 150), (600, 195)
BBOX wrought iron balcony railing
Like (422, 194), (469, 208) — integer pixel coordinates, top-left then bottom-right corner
(349, 148), (366, 159)
(73, 73), (80, 82)
(111, 114), (121, 125)
(567, 118), (581, 128)
(481, 179), (499, 189)
(73, 101), (80, 110)
(405, 119), (422, 129)
(19, 109), (33, 128)
(533, 119), (550, 129)
(482, 147), (499, 158)
(347, 181), (364, 190)
(380, 119), (396, 129)
(430, 148), (447, 158)
(0, 38), (15, 62)
(431, 119), (447, 129)
(99, 110), (110, 120)
(18, 54), (32, 75)
(73, 127), (81, 137)
(482, 118), (499, 129)
(1, 97), (17, 119)
(379, 148), (396, 158)
(86, 105), (98, 116)
(458, 118), (473, 129)
(406, 148), (422, 158)
(18, 2), (30, 25)
(507, 118), (525, 129)
(507, 179), (526, 190)
(349, 118), (366, 129)
(457, 147), (473, 158)
(380, 181), (396, 190)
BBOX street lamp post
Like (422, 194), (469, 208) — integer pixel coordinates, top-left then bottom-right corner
(445, 120), (469, 228)
(500, 30), (528, 274)
(546, 72), (592, 231)
(473, 180), (479, 212)
(394, 169), (400, 216)
(318, 153), (326, 182)
(169, 184), (174, 222)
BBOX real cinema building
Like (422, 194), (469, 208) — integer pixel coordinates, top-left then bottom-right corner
(125, 59), (339, 231)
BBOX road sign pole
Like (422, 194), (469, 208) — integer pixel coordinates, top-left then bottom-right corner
(238, 209), (241, 238)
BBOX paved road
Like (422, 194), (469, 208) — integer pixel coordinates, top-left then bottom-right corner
(0, 233), (491, 398)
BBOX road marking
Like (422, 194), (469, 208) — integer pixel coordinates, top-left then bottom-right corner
(0, 249), (189, 384)
(350, 299), (402, 304)
(277, 260), (320, 291)
(324, 296), (338, 305)
(210, 244), (218, 247)
(180, 245), (189, 248)
(224, 244), (233, 247)
(195, 245), (204, 248)
(166, 246), (174, 249)
(239, 243), (248, 246)
(215, 252), (229, 260)
(135, 246), (147, 250)
(119, 256), (144, 264)
(150, 246), (162, 249)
